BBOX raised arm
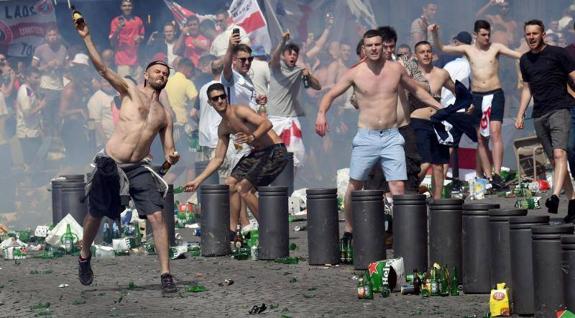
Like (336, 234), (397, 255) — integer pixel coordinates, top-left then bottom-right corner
(270, 32), (290, 68)
(400, 67), (442, 110)
(173, 29), (187, 55)
(315, 69), (354, 136)
(476, 0), (495, 19)
(109, 18), (124, 48)
(76, 20), (129, 96)
(222, 32), (240, 82)
(496, 43), (523, 59)
(306, 25), (331, 59)
(430, 24), (467, 55)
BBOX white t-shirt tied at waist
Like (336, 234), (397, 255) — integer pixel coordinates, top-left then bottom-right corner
(268, 115), (304, 168)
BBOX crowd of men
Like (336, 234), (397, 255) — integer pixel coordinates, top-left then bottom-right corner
(1, 0), (575, 293)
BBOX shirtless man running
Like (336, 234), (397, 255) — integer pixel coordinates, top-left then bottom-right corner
(409, 41), (456, 199)
(431, 20), (521, 189)
(315, 29), (442, 240)
(184, 83), (288, 223)
(75, 18), (179, 293)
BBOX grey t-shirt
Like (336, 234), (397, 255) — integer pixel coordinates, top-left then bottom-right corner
(268, 60), (303, 117)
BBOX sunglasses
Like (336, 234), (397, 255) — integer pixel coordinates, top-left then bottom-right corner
(210, 94), (227, 102)
(237, 57), (254, 63)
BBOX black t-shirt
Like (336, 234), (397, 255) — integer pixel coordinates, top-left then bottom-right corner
(519, 45), (575, 118)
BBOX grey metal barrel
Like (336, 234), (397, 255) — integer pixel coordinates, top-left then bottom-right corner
(352, 190), (386, 270)
(163, 185), (176, 246)
(510, 215), (550, 316)
(51, 174), (86, 224)
(488, 208), (527, 289)
(462, 203), (500, 294)
(51, 179), (65, 224)
(60, 174), (85, 182)
(200, 184), (231, 256)
(393, 194), (428, 274)
(258, 186), (289, 260)
(562, 235), (575, 312)
(60, 181), (88, 224)
(195, 160), (220, 204)
(270, 152), (294, 196)
(532, 224), (574, 317)
(306, 188), (339, 265)
(429, 198), (463, 278)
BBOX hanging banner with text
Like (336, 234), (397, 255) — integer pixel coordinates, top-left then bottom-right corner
(0, 0), (56, 57)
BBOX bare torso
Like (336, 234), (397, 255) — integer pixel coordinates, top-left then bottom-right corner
(352, 60), (403, 130)
(466, 44), (502, 92)
(411, 67), (448, 120)
(105, 84), (169, 163)
(220, 105), (281, 150)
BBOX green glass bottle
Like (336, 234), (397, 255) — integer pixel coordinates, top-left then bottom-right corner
(173, 186), (185, 194)
(345, 239), (353, 264)
(430, 268), (439, 296)
(364, 272), (373, 299)
(61, 224), (77, 254)
(340, 239), (347, 264)
(450, 266), (460, 296)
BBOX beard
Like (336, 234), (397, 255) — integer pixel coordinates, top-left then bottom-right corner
(148, 79), (167, 90)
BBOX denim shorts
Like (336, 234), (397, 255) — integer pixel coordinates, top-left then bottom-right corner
(349, 128), (407, 181)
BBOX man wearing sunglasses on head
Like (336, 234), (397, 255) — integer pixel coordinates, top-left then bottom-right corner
(184, 83), (288, 227)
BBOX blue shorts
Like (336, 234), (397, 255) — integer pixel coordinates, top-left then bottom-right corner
(349, 128), (407, 181)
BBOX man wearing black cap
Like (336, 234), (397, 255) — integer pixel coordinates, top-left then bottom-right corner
(74, 17), (179, 293)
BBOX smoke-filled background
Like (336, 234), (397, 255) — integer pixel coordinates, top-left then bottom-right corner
(0, 0), (573, 227)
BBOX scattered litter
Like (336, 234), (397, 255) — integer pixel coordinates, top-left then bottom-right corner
(58, 283), (69, 288)
(185, 284), (207, 293)
(249, 303), (267, 315)
(218, 279), (234, 286)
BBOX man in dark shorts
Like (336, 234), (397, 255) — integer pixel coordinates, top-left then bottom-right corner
(515, 19), (575, 221)
(74, 19), (180, 293)
(409, 41), (455, 199)
(184, 83), (287, 232)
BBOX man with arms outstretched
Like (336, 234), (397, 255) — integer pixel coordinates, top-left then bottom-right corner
(315, 29), (442, 242)
(431, 20), (522, 189)
(74, 17), (179, 293)
(184, 83), (288, 226)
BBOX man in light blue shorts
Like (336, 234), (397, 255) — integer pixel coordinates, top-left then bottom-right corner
(350, 128), (407, 182)
(315, 29), (442, 243)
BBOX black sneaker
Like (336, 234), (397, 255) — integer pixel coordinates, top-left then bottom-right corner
(160, 273), (177, 294)
(491, 174), (508, 191)
(78, 254), (94, 286)
(564, 199), (575, 223)
(545, 194), (560, 214)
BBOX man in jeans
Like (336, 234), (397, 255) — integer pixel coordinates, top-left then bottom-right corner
(515, 19), (575, 221)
